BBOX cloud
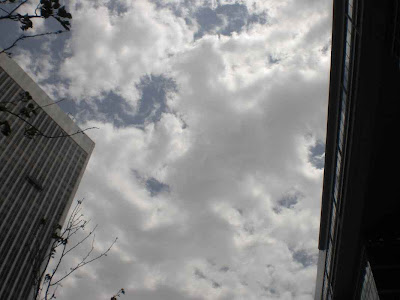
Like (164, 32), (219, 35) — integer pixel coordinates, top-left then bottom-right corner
(13, 50), (55, 82)
(57, 0), (193, 103)
(14, 0), (333, 299)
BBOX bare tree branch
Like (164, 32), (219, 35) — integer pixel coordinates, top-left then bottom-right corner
(8, 0), (28, 16)
(111, 288), (126, 300)
(0, 30), (66, 55)
(0, 0), (72, 54)
(1, 91), (98, 139)
(32, 200), (119, 300)
(51, 237), (118, 287)
(0, 6), (9, 14)
(2, 107), (99, 138)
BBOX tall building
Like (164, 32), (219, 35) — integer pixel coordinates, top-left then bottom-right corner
(0, 54), (94, 299)
(315, 0), (400, 299)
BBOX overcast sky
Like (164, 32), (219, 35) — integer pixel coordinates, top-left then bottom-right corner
(4, 0), (332, 298)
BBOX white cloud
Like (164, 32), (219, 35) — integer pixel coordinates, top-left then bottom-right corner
(13, 50), (54, 82)
(58, 0), (194, 104)
(20, 0), (333, 298)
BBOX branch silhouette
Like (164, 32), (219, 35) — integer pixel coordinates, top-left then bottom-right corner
(0, 91), (98, 139)
(0, 30), (67, 55)
(0, 0), (72, 54)
(31, 200), (119, 300)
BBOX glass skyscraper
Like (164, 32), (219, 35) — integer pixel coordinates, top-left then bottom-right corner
(0, 53), (94, 299)
(315, 0), (400, 299)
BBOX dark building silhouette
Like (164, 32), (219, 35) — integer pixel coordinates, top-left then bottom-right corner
(315, 0), (400, 299)
(0, 54), (94, 299)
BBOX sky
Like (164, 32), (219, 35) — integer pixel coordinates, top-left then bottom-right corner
(2, 0), (332, 298)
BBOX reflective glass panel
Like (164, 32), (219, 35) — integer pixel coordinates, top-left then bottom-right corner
(330, 201), (337, 239)
(348, 1), (353, 19)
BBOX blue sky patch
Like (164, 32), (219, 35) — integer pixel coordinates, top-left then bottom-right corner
(309, 141), (325, 169)
(194, 3), (268, 39)
(292, 249), (316, 268)
(59, 74), (176, 128)
(146, 177), (170, 197)
(273, 191), (302, 213)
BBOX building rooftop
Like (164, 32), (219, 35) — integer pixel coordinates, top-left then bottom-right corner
(0, 53), (94, 155)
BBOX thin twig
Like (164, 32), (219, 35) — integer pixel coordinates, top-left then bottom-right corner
(0, 6), (9, 14)
(37, 98), (68, 109)
(8, 0), (28, 15)
(0, 30), (66, 55)
(33, 200), (117, 299)
(51, 237), (118, 286)
(2, 107), (98, 138)
(63, 225), (98, 257)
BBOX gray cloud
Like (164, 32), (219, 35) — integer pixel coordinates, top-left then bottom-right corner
(219, 266), (229, 272)
(127, 286), (203, 300)
(195, 268), (207, 279)
(12, 0), (334, 299)
(292, 250), (317, 268)
(274, 192), (300, 213)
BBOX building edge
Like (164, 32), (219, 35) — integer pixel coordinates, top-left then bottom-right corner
(0, 54), (96, 298)
(0, 53), (95, 155)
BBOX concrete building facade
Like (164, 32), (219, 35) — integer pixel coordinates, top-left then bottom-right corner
(0, 53), (94, 299)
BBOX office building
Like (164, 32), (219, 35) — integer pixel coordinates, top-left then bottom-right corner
(0, 53), (94, 299)
(315, 0), (400, 299)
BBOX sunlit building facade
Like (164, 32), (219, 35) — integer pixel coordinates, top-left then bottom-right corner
(315, 0), (400, 299)
(0, 54), (94, 299)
